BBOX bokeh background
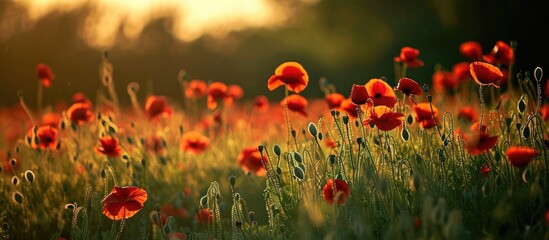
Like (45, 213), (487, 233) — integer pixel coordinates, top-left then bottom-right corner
(0, 0), (546, 108)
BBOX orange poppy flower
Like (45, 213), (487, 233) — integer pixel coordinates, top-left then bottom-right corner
(339, 98), (359, 118)
(267, 62), (309, 93)
(394, 47), (424, 67)
(41, 112), (61, 128)
(350, 84), (368, 105)
(102, 186), (148, 220)
(253, 95), (269, 112)
(185, 79), (207, 99)
(207, 82), (228, 110)
(480, 164), (490, 178)
(145, 95), (172, 120)
(325, 93), (346, 109)
(452, 62), (472, 83)
(322, 179), (350, 205)
(36, 63), (55, 88)
(457, 106), (478, 122)
(237, 146), (268, 176)
(469, 61), (504, 88)
(195, 208), (214, 224)
(506, 146), (538, 168)
(395, 77), (422, 103)
(67, 102), (94, 125)
(482, 41), (514, 67)
(72, 92), (90, 104)
(413, 102), (438, 129)
(432, 70), (459, 93)
(459, 41), (482, 61)
(281, 94), (308, 117)
(365, 78), (397, 108)
(363, 106), (404, 131)
(464, 127), (498, 156)
(95, 136), (123, 157)
(179, 131), (210, 154)
(145, 135), (164, 155)
(26, 125), (58, 150)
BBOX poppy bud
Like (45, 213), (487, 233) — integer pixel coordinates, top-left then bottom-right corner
(24, 170), (35, 184)
(308, 122), (318, 138)
(12, 191), (23, 204)
(350, 84), (368, 105)
(10, 158), (17, 166)
(293, 152), (302, 163)
(273, 144), (281, 156)
(229, 175), (236, 186)
(328, 154), (336, 165)
(342, 116), (349, 125)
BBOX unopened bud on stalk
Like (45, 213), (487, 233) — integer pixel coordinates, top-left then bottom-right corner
(229, 175), (236, 186)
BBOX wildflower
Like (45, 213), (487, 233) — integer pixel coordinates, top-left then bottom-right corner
(267, 61), (309, 93)
(395, 77), (422, 103)
(452, 62), (472, 82)
(458, 106), (478, 122)
(464, 126), (498, 156)
(483, 41), (514, 67)
(325, 93), (346, 109)
(506, 146), (538, 168)
(185, 79), (207, 99)
(469, 61), (504, 88)
(480, 164), (490, 178)
(160, 204), (190, 223)
(350, 84), (368, 105)
(325, 135), (336, 149)
(207, 82), (228, 110)
(179, 131), (210, 154)
(67, 102), (94, 125)
(281, 94), (308, 117)
(167, 232), (187, 240)
(145, 95), (172, 120)
(36, 63), (55, 88)
(540, 104), (549, 121)
(322, 179), (350, 205)
(102, 186), (148, 220)
(459, 41), (482, 61)
(253, 95), (269, 112)
(363, 106), (404, 131)
(95, 136), (123, 157)
(394, 46), (424, 67)
(237, 146), (268, 176)
(545, 210), (549, 225)
(432, 70), (459, 94)
(413, 103), (438, 129)
(27, 125), (58, 150)
(365, 78), (397, 108)
(225, 84), (244, 106)
(145, 135), (164, 155)
(195, 208), (214, 223)
(41, 112), (61, 128)
(339, 99), (358, 118)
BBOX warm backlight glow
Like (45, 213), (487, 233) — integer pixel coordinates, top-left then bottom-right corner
(7, 0), (314, 48)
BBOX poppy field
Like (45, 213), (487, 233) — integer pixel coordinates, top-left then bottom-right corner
(1, 41), (549, 240)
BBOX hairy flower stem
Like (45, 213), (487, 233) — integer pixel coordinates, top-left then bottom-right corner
(18, 90), (36, 126)
(283, 87), (292, 151)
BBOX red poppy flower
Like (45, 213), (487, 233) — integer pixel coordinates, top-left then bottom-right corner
(480, 164), (490, 178)
(253, 95), (269, 112)
(185, 79), (207, 99)
(541, 104), (549, 121)
(145, 95), (172, 120)
(545, 210), (549, 225)
(41, 112), (61, 128)
(36, 63), (55, 88)
(458, 106), (478, 122)
(207, 82), (228, 110)
(464, 127), (498, 156)
(102, 186), (147, 220)
(482, 41), (514, 67)
(237, 146), (268, 176)
(459, 41), (482, 61)
(325, 135), (337, 149)
(325, 93), (346, 109)
(224, 84), (244, 106)
(452, 62), (472, 83)
(195, 208), (214, 223)
(350, 84), (368, 105)
(413, 103), (438, 129)
(506, 146), (538, 168)
(72, 92), (90, 104)
(394, 47), (424, 67)
(432, 70), (459, 93)
(469, 61), (504, 88)
(160, 204), (190, 222)
(267, 62), (309, 93)
(339, 99), (359, 118)
(167, 232), (187, 240)
(363, 106), (404, 131)
(145, 135), (164, 155)
(95, 136), (123, 157)
(395, 77), (422, 96)
(179, 131), (210, 154)
(322, 179), (350, 205)
(26, 125), (58, 150)
(67, 102), (94, 125)
(281, 94), (308, 117)
(365, 78), (397, 108)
